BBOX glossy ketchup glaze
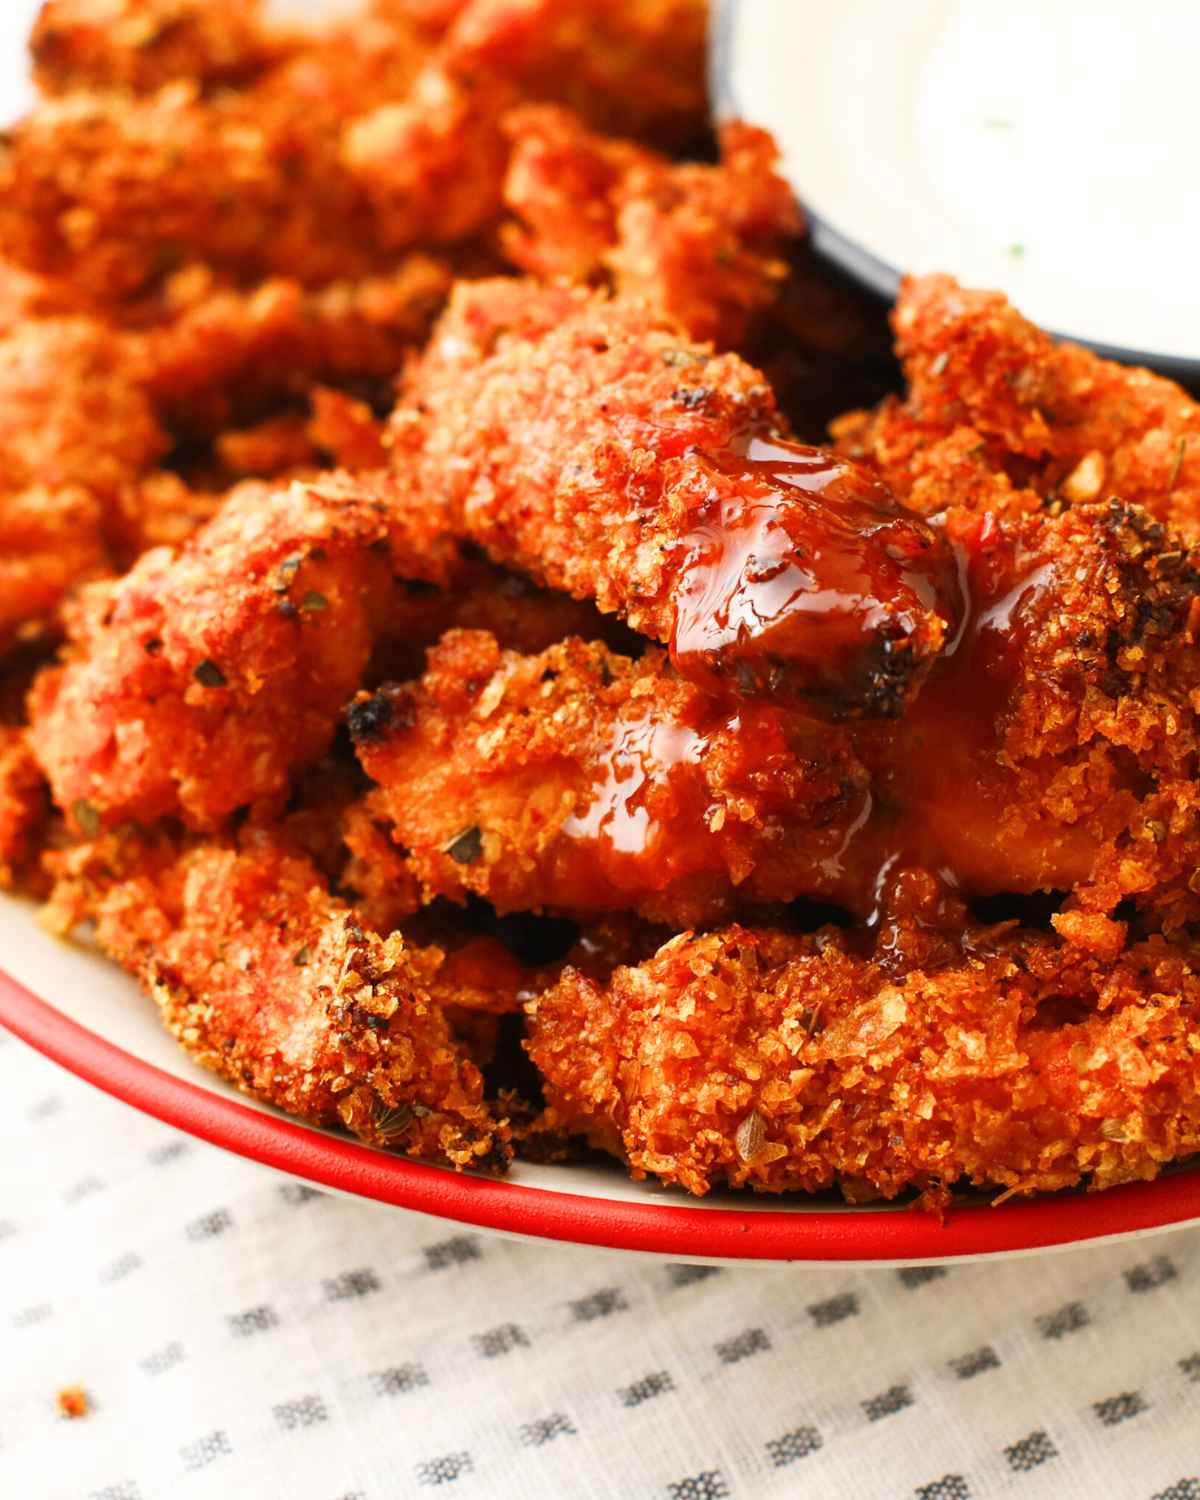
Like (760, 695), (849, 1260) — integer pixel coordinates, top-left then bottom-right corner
(836, 513), (1098, 916)
(550, 681), (875, 916)
(562, 716), (709, 859)
(670, 437), (963, 717)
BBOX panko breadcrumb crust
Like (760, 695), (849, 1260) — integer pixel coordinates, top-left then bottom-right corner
(4, 0), (1200, 1208)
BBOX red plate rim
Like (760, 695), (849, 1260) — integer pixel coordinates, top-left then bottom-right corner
(5, 962), (1200, 1262)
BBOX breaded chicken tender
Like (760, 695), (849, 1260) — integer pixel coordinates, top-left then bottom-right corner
(31, 0), (289, 96)
(82, 836), (507, 1167)
(0, 485), (108, 648)
(527, 920), (1200, 1201)
(0, 317), (166, 641)
(0, 316), (165, 496)
(0, 77), (380, 298)
(502, 108), (801, 346)
(349, 495), (1200, 937)
(350, 629), (868, 925)
(139, 256), (452, 434)
(393, 281), (959, 714)
(345, 0), (707, 250)
(833, 274), (1200, 532)
(27, 472), (461, 832)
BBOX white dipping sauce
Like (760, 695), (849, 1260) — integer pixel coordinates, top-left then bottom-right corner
(720, 0), (1200, 361)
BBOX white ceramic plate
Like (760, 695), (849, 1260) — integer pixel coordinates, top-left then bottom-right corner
(5, 0), (1200, 1265)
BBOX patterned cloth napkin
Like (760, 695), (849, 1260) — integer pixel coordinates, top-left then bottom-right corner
(2, 1027), (1199, 1500)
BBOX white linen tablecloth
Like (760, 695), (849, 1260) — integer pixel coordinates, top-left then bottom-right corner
(2, 1027), (1199, 1500)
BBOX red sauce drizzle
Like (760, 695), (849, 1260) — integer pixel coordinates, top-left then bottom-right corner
(670, 437), (962, 714)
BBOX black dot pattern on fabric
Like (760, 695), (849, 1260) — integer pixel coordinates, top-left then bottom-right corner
(714, 1327), (770, 1364)
(863, 1384), (915, 1422)
(64, 1175), (105, 1204)
(180, 1430), (232, 1472)
(1036, 1301), (1090, 1340)
(914, 1476), (970, 1500)
(1003, 1429), (1058, 1472)
(278, 1182), (323, 1205)
(473, 1323), (530, 1358)
(518, 1413), (576, 1446)
(1124, 1255), (1178, 1293)
(98, 1251), (142, 1284)
(322, 1268), (382, 1301)
(227, 1304), (280, 1337)
(1093, 1391), (1149, 1426)
(949, 1346), (1001, 1380)
(139, 1341), (184, 1376)
(424, 1236), (482, 1271)
(665, 1265), (722, 1288)
(765, 1425), (823, 1466)
(1180, 1354), (1200, 1382)
(897, 1267), (948, 1289)
(666, 1470), (731, 1500)
(13, 1302), (52, 1329)
(147, 1140), (189, 1166)
(1151, 1481), (1200, 1500)
(619, 1371), (675, 1407)
(415, 1451), (473, 1487)
(28, 1094), (62, 1120)
(570, 1288), (628, 1322)
(185, 1208), (234, 1241)
(273, 1396), (328, 1431)
(370, 1363), (430, 1396)
(808, 1292), (860, 1328)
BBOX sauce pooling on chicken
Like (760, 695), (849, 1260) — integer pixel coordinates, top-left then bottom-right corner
(671, 437), (963, 716)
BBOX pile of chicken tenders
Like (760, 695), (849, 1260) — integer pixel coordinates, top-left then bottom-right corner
(5, 0), (1200, 1210)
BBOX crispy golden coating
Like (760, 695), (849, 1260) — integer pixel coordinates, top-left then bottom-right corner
(0, 316), (165, 496)
(6, 0), (702, 299)
(528, 920), (1200, 1201)
(138, 257), (452, 432)
(82, 836), (506, 1167)
(0, 317), (166, 640)
(344, 0), (707, 251)
(0, 486), (107, 649)
(27, 472), (461, 832)
(502, 108), (801, 345)
(0, 80), (379, 298)
(0, 728), (47, 886)
(394, 281), (958, 714)
(351, 629), (867, 925)
(31, 0), (288, 95)
(0, 259), (91, 332)
(834, 273), (1200, 532)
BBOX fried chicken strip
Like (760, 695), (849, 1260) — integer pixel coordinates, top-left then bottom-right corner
(350, 629), (868, 925)
(27, 472), (461, 832)
(527, 921), (1200, 1200)
(138, 256), (452, 434)
(0, 69), (384, 297)
(502, 108), (801, 347)
(0, 317), (167, 643)
(31, 0), (289, 96)
(76, 836), (506, 1167)
(847, 501), (1200, 937)
(355, 497), (1200, 934)
(393, 281), (960, 715)
(833, 273), (1200, 533)
(344, 0), (708, 250)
